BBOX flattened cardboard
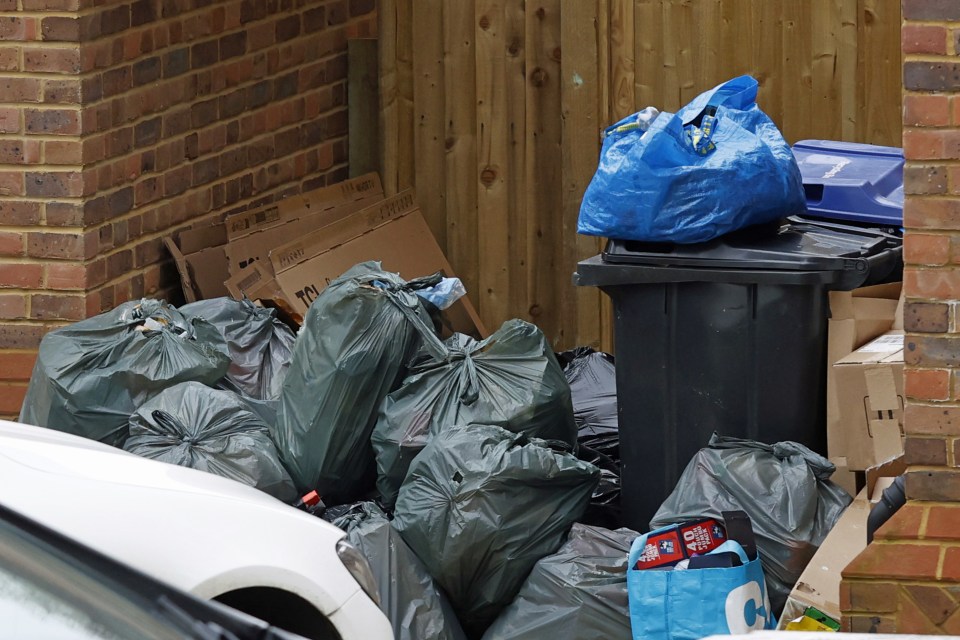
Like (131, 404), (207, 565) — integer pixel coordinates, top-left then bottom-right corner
(826, 282), (902, 461)
(232, 190), (486, 338)
(224, 177), (384, 273)
(164, 222), (231, 302)
(776, 490), (871, 628)
(834, 331), (905, 471)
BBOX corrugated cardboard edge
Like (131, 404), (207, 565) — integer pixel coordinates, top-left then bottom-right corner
(224, 172), (383, 240)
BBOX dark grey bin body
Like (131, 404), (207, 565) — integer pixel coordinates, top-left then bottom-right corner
(574, 221), (902, 531)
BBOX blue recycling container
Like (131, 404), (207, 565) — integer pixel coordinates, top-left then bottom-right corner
(792, 140), (903, 228)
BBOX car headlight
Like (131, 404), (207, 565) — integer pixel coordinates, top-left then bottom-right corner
(335, 539), (380, 607)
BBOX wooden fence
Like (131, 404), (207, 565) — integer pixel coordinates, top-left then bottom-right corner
(378, 0), (902, 350)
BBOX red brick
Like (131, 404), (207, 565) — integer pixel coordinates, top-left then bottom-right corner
(0, 264), (41, 288)
(26, 232), (83, 260)
(30, 293), (83, 321)
(942, 546), (960, 581)
(904, 129), (960, 160)
(0, 231), (22, 257)
(24, 171), (82, 198)
(0, 295), (26, 320)
(906, 436), (949, 466)
(874, 504), (925, 540)
(899, 590), (950, 634)
(905, 233), (951, 265)
(904, 0), (960, 20)
(0, 77), (41, 103)
(844, 542), (941, 580)
(844, 580), (899, 612)
(0, 201), (40, 226)
(0, 107), (19, 134)
(926, 505), (960, 541)
(0, 48), (19, 72)
(23, 47), (81, 74)
(848, 614), (897, 634)
(44, 262), (85, 290)
(902, 24), (948, 55)
(907, 368), (951, 401)
(906, 404), (960, 437)
(908, 165), (949, 196)
(908, 469), (960, 502)
(905, 267), (960, 301)
(905, 300), (950, 333)
(44, 139), (82, 165)
(0, 382), (26, 414)
(24, 108), (80, 135)
(0, 351), (36, 381)
(905, 197), (960, 230)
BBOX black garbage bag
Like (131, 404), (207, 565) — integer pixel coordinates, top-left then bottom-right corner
(20, 299), (230, 447)
(332, 502), (467, 640)
(124, 382), (296, 501)
(650, 433), (852, 617)
(558, 347), (619, 462)
(393, 424), (600, 638)
(481, 523), (636, 640)
(275, 261), (440, 500)
(577, 445), (622, 529)
(181, 297), (296, 401)
(372, 320), (577, 507)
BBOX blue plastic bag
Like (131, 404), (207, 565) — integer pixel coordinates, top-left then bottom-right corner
(627, 531), (775, 640)
(579, 75), (806, 244)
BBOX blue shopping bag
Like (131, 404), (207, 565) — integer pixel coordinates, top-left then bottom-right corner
(627, 530), (775, 640)
(579, 75), (806, 244)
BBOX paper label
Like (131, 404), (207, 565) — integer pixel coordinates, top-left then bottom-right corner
(859, 334), (903, 353)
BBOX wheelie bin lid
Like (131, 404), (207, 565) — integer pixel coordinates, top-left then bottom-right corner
(574, 218), (902, 290)
(792, 139), (903, 228)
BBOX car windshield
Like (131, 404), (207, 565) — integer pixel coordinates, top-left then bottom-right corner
(0, 517), (185, 640)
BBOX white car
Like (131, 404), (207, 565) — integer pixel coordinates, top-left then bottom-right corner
(0, 419), (393, 640)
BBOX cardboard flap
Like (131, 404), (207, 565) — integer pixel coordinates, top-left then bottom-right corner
(178, 222), (227, 254)
(870, 419), (904, 465)
(864, 367), (900, 412)
(269, 190), (418, 274)
(163, 236), (198, 303)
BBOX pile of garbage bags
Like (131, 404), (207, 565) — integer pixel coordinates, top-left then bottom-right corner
(19, 297), (294, 496)
(17, 256), (858, 640)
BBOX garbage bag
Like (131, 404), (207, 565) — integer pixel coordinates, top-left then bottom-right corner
(275, 261), (440, 500)
(372, 320), (577, 507)
(578, 75), (805, 244)
(124, 382), (296, 502)
(181, 297), (296, 401)
(577, 445), (622, 529)
(650, 433), (852, 616)
(559, 347), (619, 462)
(20, 299), (230, 447)
(482, 523), (636, 640)
(332, 502), (467, 640)
(393, 424), (600, 638)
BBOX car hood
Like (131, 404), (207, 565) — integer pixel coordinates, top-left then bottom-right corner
(0, 420), (361, 616)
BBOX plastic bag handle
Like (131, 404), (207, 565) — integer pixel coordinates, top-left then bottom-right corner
(671, 74), (759, 130)
(381, 285), (449, 361)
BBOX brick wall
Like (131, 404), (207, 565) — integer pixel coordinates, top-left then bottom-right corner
(840, 0), (960, 632)
(0, 0), (375, 420)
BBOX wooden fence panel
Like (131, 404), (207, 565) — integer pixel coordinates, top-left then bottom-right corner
(380, 0), (902, 350)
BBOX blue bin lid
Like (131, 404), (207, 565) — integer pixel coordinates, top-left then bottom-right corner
(792, 140), (903, 227)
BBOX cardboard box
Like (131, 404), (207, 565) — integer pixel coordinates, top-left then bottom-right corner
(223, 173), (384, 273)
(826, 283), (902, 479)
(229, 190), (486, 338)
(164, 221), (230, 302)
(834, 330), (904, 471)
(777, 456), (906, 630)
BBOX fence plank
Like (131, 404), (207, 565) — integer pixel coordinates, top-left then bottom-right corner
(475, 0), (512, 328)
(506, 0), (529, 327)
(412, 0), (447, 248)
(444, 0), (480, 301)
(378, 0), (398, 194)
